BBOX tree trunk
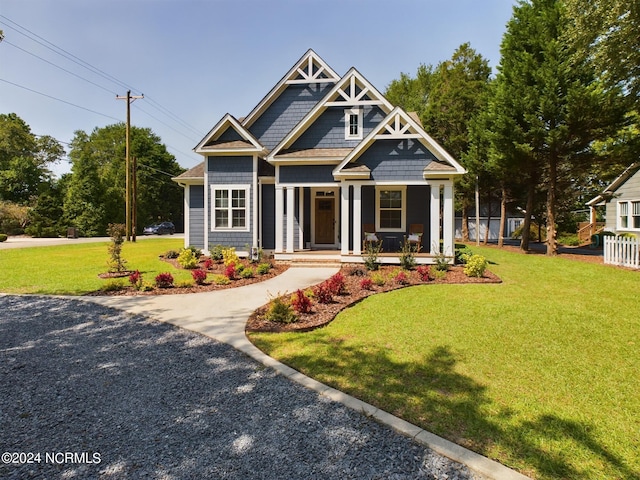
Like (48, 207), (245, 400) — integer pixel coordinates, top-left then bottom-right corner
(483, 194), (491, 245)
(461, 199), (470, 242)
(546, 155), (558, 255)
(520, 180), (535, 252)
(498, 183), (507, 248)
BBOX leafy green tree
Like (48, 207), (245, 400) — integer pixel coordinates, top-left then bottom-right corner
(0, 113), (63, 204)
(490, 0), (626, 254)
(64, 123), (185, 236)
(25, 175), (69, 237)
(385, 64), (433, 119)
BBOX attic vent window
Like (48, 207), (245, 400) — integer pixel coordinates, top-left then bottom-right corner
(345, 108), (363, 140)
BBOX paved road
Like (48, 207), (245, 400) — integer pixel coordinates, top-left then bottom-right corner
(0, 234), (183, 249)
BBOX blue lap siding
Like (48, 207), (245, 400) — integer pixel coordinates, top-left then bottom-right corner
(188, 185), (205, 250)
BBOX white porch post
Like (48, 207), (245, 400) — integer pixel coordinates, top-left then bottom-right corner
(341, 183), (350, 255)
(275, 186), (284, 253)
(443, 181), (454, 258)
(286, 186), (295, 253)
(352, 184), (362, 255)
(252, 156), (259, 248)
(430, 183), (441, 255)
(298, 187), (305, 250)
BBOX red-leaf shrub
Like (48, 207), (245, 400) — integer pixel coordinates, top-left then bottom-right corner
(224, 262), (237, 280)
(416, 265), (430, 282)
(191, 269), (207, 285)
(128, 270), (142, 286)
(327, 272), (347, 296)
(313, 282), (333, 304)
(394, 270), (408, 285)
(360, 278), (373, 290)
(203, 258), (214, 270)
(155, 272), (174, 288)
(290, 289), (312, 313)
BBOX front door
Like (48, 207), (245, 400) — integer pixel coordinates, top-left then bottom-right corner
(315, 198), (335, 244)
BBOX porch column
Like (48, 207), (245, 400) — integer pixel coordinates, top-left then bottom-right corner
(341, 183), (350, 255)
(298, 187), (305, 250)
(430, 183), (441, 255)
(275, 186), (284, 253)
(352, 184), (362, 255)
(286, 187), (295, 253)
(443, 181), (454, 258)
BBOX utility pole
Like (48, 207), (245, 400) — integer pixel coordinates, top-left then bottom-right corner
(116, 90), (144, 241)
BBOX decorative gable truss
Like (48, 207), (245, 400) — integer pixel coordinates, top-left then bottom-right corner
(195, 114), (264, 155)
(268, 68), (394, 162)
(333, 107), (466, 179)
(242, 49), (341, 129)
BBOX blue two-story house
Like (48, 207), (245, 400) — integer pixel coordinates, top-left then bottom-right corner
(173, 49), (465, 263)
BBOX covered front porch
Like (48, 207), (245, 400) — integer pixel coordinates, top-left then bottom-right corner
(270, 181), (456, 264)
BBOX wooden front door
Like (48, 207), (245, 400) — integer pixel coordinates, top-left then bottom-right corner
(315, 198), (335, 244)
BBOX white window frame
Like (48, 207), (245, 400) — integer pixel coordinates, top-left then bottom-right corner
(211, 184), (250, 232)
(344, 107), (363, 140)
(375, 186), (406, 232)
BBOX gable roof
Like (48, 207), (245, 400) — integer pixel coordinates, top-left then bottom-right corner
(587, 162), (640, 206)
(195, 114), (264, 155)
(172, 161), (204, 184)
(267, 68), (395, 162)
(241, 49), (341, 130)
(333, 107), (466, 179)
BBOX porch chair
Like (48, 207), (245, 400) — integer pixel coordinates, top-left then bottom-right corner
(363, 223), (382, 252)
(407, 223), (424, 252)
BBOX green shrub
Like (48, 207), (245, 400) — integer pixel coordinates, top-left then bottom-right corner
(186, 245), (202, 258)
(164, 249), (180, 259)
(371, 272), (386, 286)
(433, 250), (450, 272)
(0, 234), (7, 242)
(364, 240), (382, 271)
(101, 279), (126, 292)
(463, 254), (488, 278)
(431, 266), (447, 280)
(106, 223), (127, 273)
(175, 279), (193, 288)
(209, 244), (224, 261)
(398, 238), (417, 270)
(241, 267), (254, 279)
(177, 248), (198, 269)
(212, 274), (230, 285)
(455, 245), (474, 264)
(265, 295), (297, 324)
(557, 233), (580, 246)
(257, 263), (271, 275)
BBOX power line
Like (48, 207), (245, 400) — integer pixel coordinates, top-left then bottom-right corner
(0, 77), (121, 122)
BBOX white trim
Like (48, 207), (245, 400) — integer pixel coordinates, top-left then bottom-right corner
(286, 187), (295, 253)
(242, 49), (340, 129)
(341, 184), (350, 254)
(183, 184), (191, 249)
(443, 182), (454, 256)
(195, 114), (264, 154)
(333, 107), (466, 178)
(352, 184), (362, 255)
(275, 186), (284, 252)
(298, 188), (305, 250)
(210, 184), (251, 232)
(617, 199), (640, 231)
(252, 156), (259, 247)
(268, 68), (394, 161)
(430, 183), (441, 255)
(344, 107), (363, 140)
(375, 185), (406, 232)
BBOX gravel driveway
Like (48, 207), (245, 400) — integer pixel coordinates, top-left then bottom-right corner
(0, 295), (480, 479)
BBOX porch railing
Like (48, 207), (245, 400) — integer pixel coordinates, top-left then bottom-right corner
(577, 222), (605, 245)
(603, 236), (640, 269)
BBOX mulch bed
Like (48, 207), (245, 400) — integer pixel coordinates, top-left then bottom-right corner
(246, 265), (501, 333)
(89, 257), (288, 296)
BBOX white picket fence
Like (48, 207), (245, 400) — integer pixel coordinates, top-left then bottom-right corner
(603, 236), (640, 269)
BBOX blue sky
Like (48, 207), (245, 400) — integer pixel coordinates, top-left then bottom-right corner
(0, 0), (516, 177)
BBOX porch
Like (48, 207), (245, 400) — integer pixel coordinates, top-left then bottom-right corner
(273, 249), (449, 265)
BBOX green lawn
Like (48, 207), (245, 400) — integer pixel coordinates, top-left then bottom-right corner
(249, 247), (640, 480)
(0, 238), (188, 295)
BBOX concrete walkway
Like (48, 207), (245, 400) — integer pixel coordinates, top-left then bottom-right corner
(78, 267), (529, 480)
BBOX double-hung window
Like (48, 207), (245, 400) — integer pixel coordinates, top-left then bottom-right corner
(344, 107), (363, 140)
(617, 200), (640, 230)
(212, 185), (249, 231)
(376, 187), (406, 231)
